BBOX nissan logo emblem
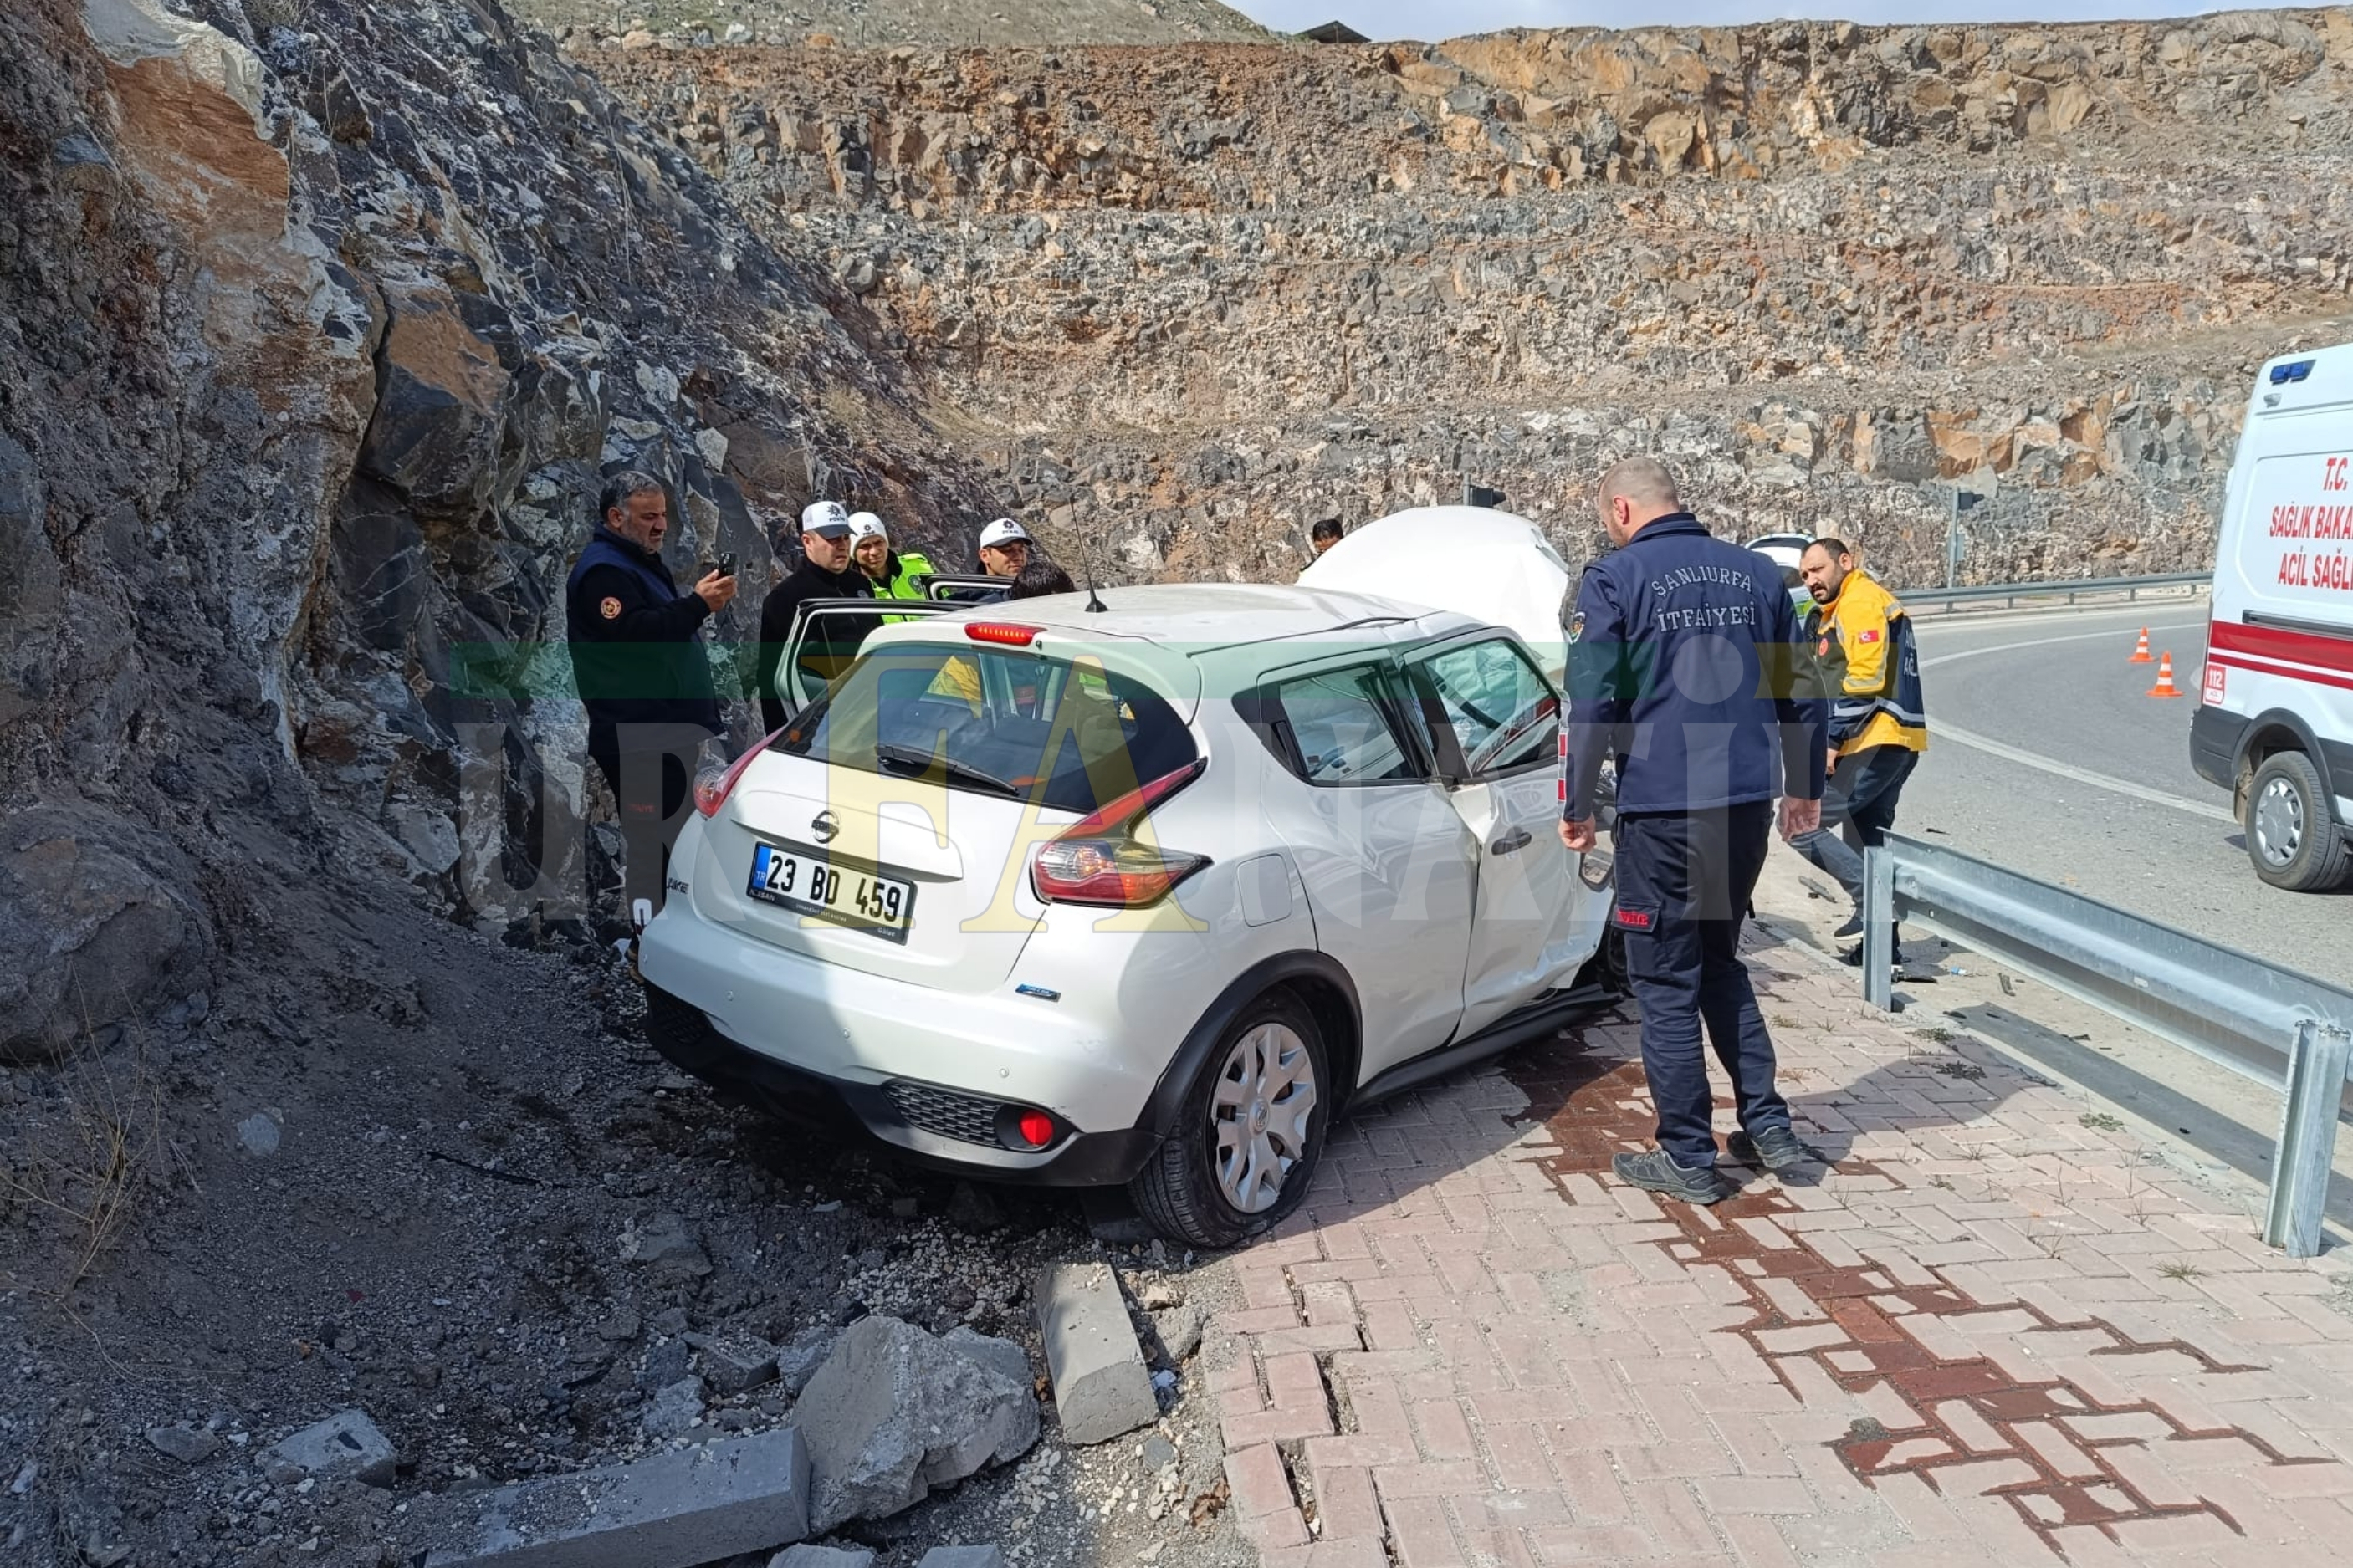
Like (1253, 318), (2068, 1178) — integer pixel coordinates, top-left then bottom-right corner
(811, 811), (839, 844)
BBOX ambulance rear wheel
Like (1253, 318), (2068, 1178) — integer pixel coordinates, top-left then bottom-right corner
(2246, 751), (2352, 892)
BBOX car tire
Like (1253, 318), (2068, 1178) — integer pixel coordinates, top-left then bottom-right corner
(2247, 751), (2353, 892)
(1129, 991), (1331, 1250)
(1566, 922), (1629, 997)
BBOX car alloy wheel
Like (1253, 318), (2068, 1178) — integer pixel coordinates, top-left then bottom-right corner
(1129, 990), (1332, 1249)
(2253, 773), (2304, 869)
(1210, 1022), (1318, 1214)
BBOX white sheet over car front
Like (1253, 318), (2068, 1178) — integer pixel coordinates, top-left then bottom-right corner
(1296, 504), (1573, 681)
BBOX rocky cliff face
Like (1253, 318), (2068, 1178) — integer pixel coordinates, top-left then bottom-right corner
(8, 4), (2353, 1057)
(0, 0), (993, 1059)
(516, 0), (1271, 50)
(599, 11), (2353, 582)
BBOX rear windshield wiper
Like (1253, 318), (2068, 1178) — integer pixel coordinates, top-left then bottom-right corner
(775, 694), (831, 752)
(872, 743), (1021, 798)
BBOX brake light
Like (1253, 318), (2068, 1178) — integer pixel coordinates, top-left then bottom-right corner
(1033, 839), (1209, 907)
(693, 731), (780, 818)
(1030, 759), (1209, 907)
(965, 621), (1041, 647)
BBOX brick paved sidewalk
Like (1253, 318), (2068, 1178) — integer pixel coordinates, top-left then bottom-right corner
(1207, 939), (2353, 1568)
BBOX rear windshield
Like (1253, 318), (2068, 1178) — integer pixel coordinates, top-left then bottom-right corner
(778, 643), (1198, 815)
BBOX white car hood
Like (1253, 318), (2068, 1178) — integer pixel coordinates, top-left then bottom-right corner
(1297, 505), (1573, 679)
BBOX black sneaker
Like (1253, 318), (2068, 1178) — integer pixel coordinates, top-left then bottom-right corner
(1729, 1126), (1817, 1172)
(1839, 943), (1904, 968)
(1833, 912), (1864, 939)
(1612, 1149), (1731, 1206)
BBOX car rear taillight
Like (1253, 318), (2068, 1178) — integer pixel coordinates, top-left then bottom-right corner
(693, 731), (781, 818)
(1030, 759), (1209, 907)
(1033, 839), (1208, 906)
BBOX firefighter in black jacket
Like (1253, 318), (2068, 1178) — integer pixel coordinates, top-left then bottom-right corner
(565, 470), (735, 923)
(1558, 457), (1828, 1206)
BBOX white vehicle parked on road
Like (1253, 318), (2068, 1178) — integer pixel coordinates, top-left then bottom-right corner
(1744, 532), (1819, 618)
(2192, 344), (2353, 891)
(638, 583), (1618, 1246)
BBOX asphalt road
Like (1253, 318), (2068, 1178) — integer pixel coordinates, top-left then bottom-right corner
(1898, 598), (2350, 983)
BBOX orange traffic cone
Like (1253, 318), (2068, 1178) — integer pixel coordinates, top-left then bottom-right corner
(2130, 627), (2153, 663)
(2148, 651), (2183, 698)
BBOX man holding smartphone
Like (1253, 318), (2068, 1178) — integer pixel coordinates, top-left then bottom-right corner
(565, 470), (737, 928)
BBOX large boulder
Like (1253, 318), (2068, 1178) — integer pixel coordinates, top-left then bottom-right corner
(789, 1316), (1037, 1531)
(357, 284), (513, 524)
(0, 805), (212, 1063)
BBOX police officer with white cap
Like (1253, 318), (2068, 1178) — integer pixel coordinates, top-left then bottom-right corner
(757, 500), (877, 734)
(976, 516), (1033, 579)
(849, 510), (939, 610)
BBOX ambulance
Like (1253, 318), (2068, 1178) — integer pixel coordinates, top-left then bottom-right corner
(2191, 345), (2353, 891)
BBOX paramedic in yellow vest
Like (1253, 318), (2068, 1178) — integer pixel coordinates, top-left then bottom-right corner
(1786, 538), (1928, 963)
(850, 512), (938, 618)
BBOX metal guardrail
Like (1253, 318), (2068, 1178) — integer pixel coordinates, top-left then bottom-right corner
(1859, 834), (2353, 1257)
(1899, 572), (2209, 613)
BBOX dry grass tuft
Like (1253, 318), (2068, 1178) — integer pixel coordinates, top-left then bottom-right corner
(0, 1018), (182, 1295)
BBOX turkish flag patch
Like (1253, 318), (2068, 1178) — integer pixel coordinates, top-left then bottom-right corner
(600, 596), (623, 621)
(1857, 628), (1880, 643)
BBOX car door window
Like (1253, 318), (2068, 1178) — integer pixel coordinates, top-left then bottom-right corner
(1270, 665), (1419, 786)
(920, 575), (1006, 604)
(780, 602), (946, 707)
(1410, 639), (1559, 779)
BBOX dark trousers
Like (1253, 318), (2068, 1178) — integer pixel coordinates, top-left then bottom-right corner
(588, 723), (708, 918)
(1614, 801), (1791, 1169)
(1789, 745), (1920, 905)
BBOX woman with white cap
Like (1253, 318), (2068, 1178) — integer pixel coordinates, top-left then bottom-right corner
(847, 511), (937, 615)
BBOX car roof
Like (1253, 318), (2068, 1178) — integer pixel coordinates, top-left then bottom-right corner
(859, 582), (1491, 704)
(867, 581), (1473, 651)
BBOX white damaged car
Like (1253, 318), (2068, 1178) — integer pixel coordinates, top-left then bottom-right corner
(639, 580), (1618, 1246)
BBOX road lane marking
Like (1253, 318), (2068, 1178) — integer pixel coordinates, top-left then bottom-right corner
(1920, 621), (2207, 669)
(1905, 593), (2208, 637)
(1912, 621), (2234, 821)
(1926, 722), (2238, 823)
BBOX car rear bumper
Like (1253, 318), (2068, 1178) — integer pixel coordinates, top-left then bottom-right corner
(636, 892), (1171, 1167)
(2189, 703), (2245, 794)
(641, 979), (1162, 1185)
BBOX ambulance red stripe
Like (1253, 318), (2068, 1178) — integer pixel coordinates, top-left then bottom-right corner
(2209, 619), (2353, 676)
(2207, 651), (2353, 694)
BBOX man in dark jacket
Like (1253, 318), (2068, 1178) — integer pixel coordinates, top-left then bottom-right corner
(1558, 457), (1828, 1206)
(566, 470), (735, 923)
(758, 501), (880, 734)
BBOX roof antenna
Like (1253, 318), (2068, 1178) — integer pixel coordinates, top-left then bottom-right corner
(1073, 509), (1109, 613)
